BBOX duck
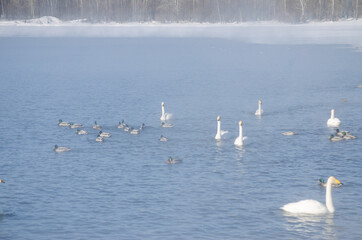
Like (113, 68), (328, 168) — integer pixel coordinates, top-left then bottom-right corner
(76, 129), (88, 135)
(160, 135), (168, 142)
(281, 176), (341, 214)
(161, 122), (173, 128)
(118, 120), (126, 129)
(130, 128), (140, 135)
(255, 100), (263, 116)
(327, 109), (341, 127)
(99, 131), (111, 138)
(319, 178), (343, 187)
(58, 119), (70, 127)
(282, 131), (296, 136)
(140, 123), (145, 130)
(328, 134), (344, 142)
(336, 129), (356, 140)
(166, 157), (182, 164)
(69, 122), (83, 128)
(53, 145), (71, 152)
(0, 179), (5, 183)
(96, 135), (104, 142)
(160, 102), (171, 121)
(234, 121), (247, 146)
(93, 121), (102, 130)
(124, 125), (130, 132)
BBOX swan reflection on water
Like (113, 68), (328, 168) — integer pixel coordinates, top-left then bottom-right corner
(282, 212), (336, 238)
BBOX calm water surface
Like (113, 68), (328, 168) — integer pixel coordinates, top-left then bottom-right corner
(0, 36), (361, 239)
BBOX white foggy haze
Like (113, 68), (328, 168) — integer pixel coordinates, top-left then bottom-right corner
(1, 16), (362, 49)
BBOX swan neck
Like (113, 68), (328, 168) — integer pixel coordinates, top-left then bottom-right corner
(217, 121), (221, 134)
(326, 178), (335, 213)
(239, 125), (243, 139)
(161, 105), (165, 116)
(259, 102), (261, 112)
(331, 109), (335, 119)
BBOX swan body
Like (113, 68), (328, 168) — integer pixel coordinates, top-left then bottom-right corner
(76, 129), (88, 135)
(215, 116), (221, 140)
(282, 131), (296, 136)
(93, 121), (102, 130)
(54, 145), (70, 152)
(255, 100), (263, 116)
(166, 157), (182, 164)
(160, 102), (171, 121)
(234, 121), (245, 146)
(319, 178), (343, 187)
(96, 135), (104, 142)
(118, 120), (126, 129)
(69, 122), (83, 128)
(161, 122), (173, 128)
(327, 109), (341, 127)
(160, 135), (168, 142)
(99, 131), (111, 138)
(281, 176), (340, 214)
(58, 119), (70, 127)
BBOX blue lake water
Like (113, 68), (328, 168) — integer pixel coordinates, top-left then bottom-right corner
(0, 34), (362, 239)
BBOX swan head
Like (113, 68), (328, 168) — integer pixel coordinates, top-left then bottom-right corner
(217, 116), (220, 121)
(161, 102), (165, 107)
(258, 100), (262, 104)
(0, 179), (5, 183)
(239, 121), (243, 126)
(328, 176), (341, 185)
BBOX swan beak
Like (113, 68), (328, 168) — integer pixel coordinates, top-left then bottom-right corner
(161, 102), (164, 106)
(335, 179), (342, 184)
(217, 116), (220, 121)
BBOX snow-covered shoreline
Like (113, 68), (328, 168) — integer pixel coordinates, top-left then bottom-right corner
(1, 16), (362, 49)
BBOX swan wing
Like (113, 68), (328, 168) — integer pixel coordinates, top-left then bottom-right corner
(281, 199), (328, 214)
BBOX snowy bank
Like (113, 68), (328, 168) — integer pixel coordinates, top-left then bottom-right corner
(1, 16), (362, 49)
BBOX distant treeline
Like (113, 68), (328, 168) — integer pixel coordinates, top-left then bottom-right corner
(0, 0), (361, 23)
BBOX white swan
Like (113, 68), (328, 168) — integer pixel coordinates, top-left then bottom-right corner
(160, 102), (171, 121)
(255, 100), (263, 116)
(234, 121), (247, 146)
(53, 145), (70, 152)
(327, 109), (341, 127)
(215, 116), (222, 140)
(58, 119), (70, 127)
(281, 176), (340, 214)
